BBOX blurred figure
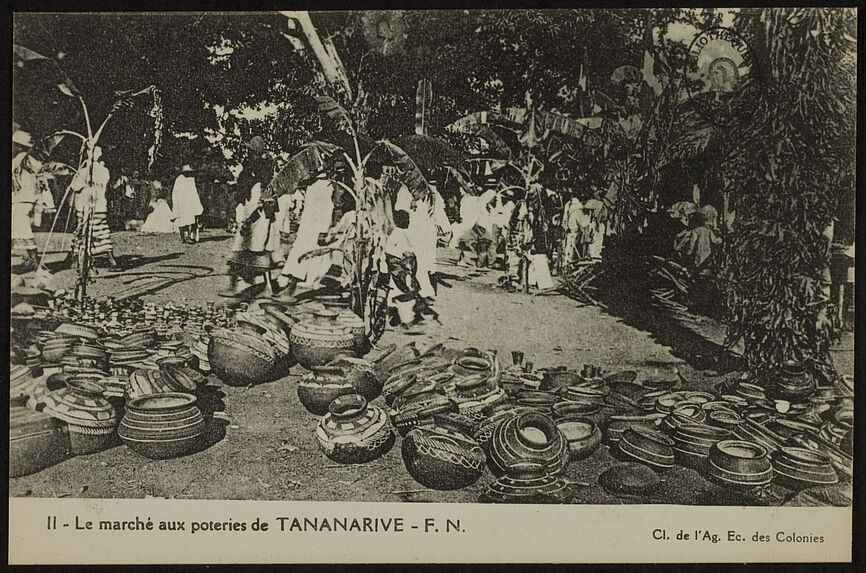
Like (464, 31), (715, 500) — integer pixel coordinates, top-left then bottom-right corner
(12, 152), (42, 271)
(69, 146), (119, 270)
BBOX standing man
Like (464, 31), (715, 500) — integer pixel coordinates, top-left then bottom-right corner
(171, 164), (204, 244)
(69, 146), (119, 270)
(561, 190), (587, 268)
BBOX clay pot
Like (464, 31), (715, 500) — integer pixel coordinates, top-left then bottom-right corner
(119, 392), (205, 459)
(773, 361), (816, 402)
(672, 423), (731, 470)
(27, 372), (69, 411)
(663, 403), (707, 433)
(551, 400), (606, 427)
(707, 410), (744, 431)
(472, 405), (533, 453)
(402, 427), (487, 490)
(297, 365), (355, 416)
(515, 390), (562, 414)
(10, 405), (72, 477)
(315, 394), (394, 464)
(126, 368), (184, 401)
(390, 387), (456, 436)
(559, 385), (609, 405)
(335, 310), (369, 355)
(542, 370), (581, 391)
(452, 354), (494, 377)
(735, 382), (767, 404)
(605, 413), (666, 444)
(55, 323), (99, 341)
(598, 463), (661, 497)
(480, 461), (572, 504)
(208, 326), (282, 386)
(453, 375), (507, 414)
(616, 426), (676, 471)
(487, 411), (569, 477)
(42, 336), (76, 363)
(289, 310), (358, 370)
(556, 416), (602, 461)
(42, 378), (118, 455)
(327, 357), (382, 402)
(707, 440), (773, 489)
(161, 363), (206, 392)
(771, 447), (838, 489)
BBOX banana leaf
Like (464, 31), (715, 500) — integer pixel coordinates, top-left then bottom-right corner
(315, 94), (355, 134)
(264, 141), (339, 200)
(375, 141), (431, 200)
(392, 134), (464, 175)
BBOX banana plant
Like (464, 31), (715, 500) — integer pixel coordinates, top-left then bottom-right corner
(15, 44), (162, 301)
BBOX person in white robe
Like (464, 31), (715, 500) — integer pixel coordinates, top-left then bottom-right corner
(141, 198), (176, 233)
(276, 172), (335, 295)
(171, 165), (203, 243)
(12, 152), (41, 271)
(395, 183), (451, 299)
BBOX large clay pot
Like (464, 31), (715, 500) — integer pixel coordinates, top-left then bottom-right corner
(118, 392), (205, 459)
(556, 416), (602, 461)
(390, 387), (456, 436)
(773, 361), (816, 402)
(402, 427), (487, 490)
(10, 405), (72, 477)
(41, 378), (118, 455)
(480, 461), (572, 504)
(208, 326), (282, 386)
(327, 356), (382, 402)
(289, 310), (358, 370)
(42, 335), (76, 363)
(770, 447), (838, 489)
(707, 440), (773, 489)
(472, 405), (533, 453)
(315, 394), (395, 464)
(336, 310), (369, 355)
(488, 411), (569, 477)
(297, 365), (355, 416)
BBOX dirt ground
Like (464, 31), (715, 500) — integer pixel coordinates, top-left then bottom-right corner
(9, 230), (854, 505)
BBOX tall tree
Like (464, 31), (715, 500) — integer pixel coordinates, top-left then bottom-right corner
(720, 8), (856, 383)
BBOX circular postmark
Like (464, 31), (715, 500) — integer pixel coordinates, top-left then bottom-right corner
(684, 27), (763, 128)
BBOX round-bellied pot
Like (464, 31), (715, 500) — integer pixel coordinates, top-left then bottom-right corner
(555, 416), (602, 461)
(390, 387), (456, 436)
(42, 336), (76, 363)
(542, 370), (581, 391)
(480, 461), (572, 504)
(707, 440), (773, 489)
(161, 363), (206, 393)
(208, 326), (282, 386)
(663, 403), (707, 433)
(289, 310), (358, 370)
(772, 361), (816, 402)
(770, 447), (838, 489)
(515, 390), (562, 414)
(559, 385), (608, 405)
(616, 426), (676, 471)
(672, 423), (731, 470)
(488, 411), (569, 477)
(69, 344), (108, 370)
(118, 392), (205, 459)
(451, 354), (494, 378)
(10, 405), (72, 477)
(402, 427), (486, 490)
(472, 405), (533, 453)
(336, 310), (369, 356)
(315, 394), (394, 464)
(327, 357), (382, 402)
(598, 462), (661, 497)
(41, 378), (118, 455)
(297, 365), (355, 416)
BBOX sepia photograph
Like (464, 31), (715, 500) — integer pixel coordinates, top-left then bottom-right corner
(9, 7), (856, 563)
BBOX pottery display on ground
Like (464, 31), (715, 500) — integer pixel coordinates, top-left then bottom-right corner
(41, 378), (118, 455)
(402, 427), (487, 490)
(487, 411), (569, 476)
(480, 461), (572, 504)
(208, 325), (283, 386)
(555, 416), (602, 461)
(707, 440), (773, 489)
(551, 399), (606, 427)
(452, 375), (507, 414)
(118, 392), (205, 459)
(315, 394), (395, 464)
(289, 310), (358, 370)
(125, 368), (184, 401)
(10, 405), (72, 477)
(297, 365), (356, 416)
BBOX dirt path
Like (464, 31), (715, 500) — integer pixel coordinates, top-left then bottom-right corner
(10, 230), (853, 505)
